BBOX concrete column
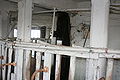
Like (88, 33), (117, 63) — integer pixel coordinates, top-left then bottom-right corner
(16, 0), (32, 80)
(90, 0), (110, 48)
(17, 0), (32, 42)
(86, 0), (110, 80)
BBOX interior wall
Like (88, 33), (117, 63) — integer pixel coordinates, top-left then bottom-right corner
(108, 14), (120, 50)
(32, 14), (53, 27)
(74, 58), (86, 80)
(112, 59), (120, 80)
(0, 0), (17, 39)
(34, 0), (78, 9)
(70, 12), (90, 47)
(108, 14), (120, 80)
(70, 12), (120, 50)
(77, 1), (91, 9)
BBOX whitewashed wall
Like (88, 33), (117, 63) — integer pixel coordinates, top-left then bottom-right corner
(33, 0), (78, 9)
(70, 12), (90, 47)
(70, 12), (120, 50)
(32, 14), (53, 28)
(0, 0), (17, 39)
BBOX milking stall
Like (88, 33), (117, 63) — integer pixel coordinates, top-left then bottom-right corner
(0, 0), (120, 80)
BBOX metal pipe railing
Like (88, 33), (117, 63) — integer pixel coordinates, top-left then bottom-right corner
(0, 62), (16, 67)
(31, 67), (48, 80)
(33, 8), (91, 15)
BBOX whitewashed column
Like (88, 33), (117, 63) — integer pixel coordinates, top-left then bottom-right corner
(17, 0), (32, 42)
(16, 0), (32, 80)
(87, 0), (110, 80)
(90, 0), (110, 48)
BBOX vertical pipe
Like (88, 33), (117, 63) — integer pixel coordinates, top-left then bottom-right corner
(51, 8), (56, 40)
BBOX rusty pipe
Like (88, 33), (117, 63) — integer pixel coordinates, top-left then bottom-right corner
(0, 62), (16, 67)
(31, 67), (48, 80)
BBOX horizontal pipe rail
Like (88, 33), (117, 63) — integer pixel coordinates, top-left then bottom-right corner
(1, 41), (120, 59)
(33, 8), (91, 14)
(0, 62), (16, 67)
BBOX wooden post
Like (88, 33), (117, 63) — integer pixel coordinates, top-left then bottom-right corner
(23, 50), (31, 80)
(14, 48), (18, 80)
(15, 49), (24, 80)
(68, 57), (76, 80)
(55, 55), (61, 80)
(2, 46), (7, 80)
(43, 53), (52, 80)
(16, 0), (33, 80)
(106, 59), (114, 80)
(86, 0), (110, 79)
(35, 51), (42, 80)
(11, 73), (16, 80)
(7, 48), (13, 80)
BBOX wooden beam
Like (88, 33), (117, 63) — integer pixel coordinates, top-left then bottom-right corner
(69, 57), (76, 80)
(106, 59), (114, 80)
